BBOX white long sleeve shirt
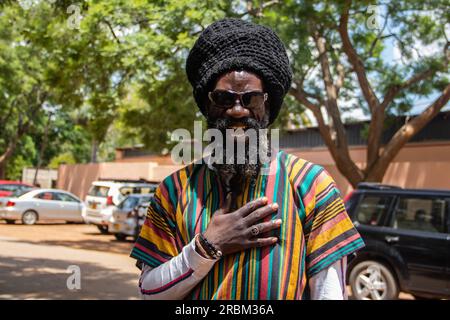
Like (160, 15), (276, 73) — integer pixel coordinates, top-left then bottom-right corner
(137, 237), (347, 300)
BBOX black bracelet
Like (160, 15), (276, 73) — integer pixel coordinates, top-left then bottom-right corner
(199, 233), (222, 259)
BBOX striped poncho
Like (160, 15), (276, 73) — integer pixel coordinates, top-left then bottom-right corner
(130, 151), (364, 299)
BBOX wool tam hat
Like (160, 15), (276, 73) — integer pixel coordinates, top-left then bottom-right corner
(185, 18), (292, 124)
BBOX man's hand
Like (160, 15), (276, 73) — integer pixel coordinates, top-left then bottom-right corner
(202, 193), (281, 256)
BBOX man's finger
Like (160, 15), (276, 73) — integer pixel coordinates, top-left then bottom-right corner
(244, 203), (278, 225)
(247, 219), (282, 237)
(245, 237), (278, 248)
(237, 197), (268, 217)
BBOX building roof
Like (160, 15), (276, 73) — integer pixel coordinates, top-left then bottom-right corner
(280, 111), (450, 149)
(115, 111), (450, 159)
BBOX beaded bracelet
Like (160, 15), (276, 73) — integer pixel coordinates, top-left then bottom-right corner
(194, 234), (214, 259)
(199, 233), (223, 259)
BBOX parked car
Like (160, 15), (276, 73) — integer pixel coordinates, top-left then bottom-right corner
(108, 194), (153, 241)
(82, 180), (157, 234)
(0, 187), (38, 215)
(0, 188), (85, 224)
(345, 182), (450, 300)
(0, 180), (34, 198)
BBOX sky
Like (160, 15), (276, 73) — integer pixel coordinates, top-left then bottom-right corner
(335, 6), (450, 125)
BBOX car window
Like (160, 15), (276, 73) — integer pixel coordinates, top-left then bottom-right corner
(344, 192), (357, 211)
(0, 184), (19, 192)
(119, 196), (139, 210)
(390, 197), (448, 234)
(119, 187), (144, 196)
(35, 192), (55, 201)
(119, 186), (157, 196)
(11, 186), (32, 197)
(88, 186), (110, 197)
(55, 193), (79, 203)
(355, 194), (393, 226)
(141, 186), (157, 194)
(140, 196), (152, 204)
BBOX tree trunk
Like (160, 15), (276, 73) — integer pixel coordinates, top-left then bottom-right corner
(0, 137), (20, 179)
(91, 139), (99, 163)
(365, 84), (450, 182)
(33, 112), (52, 185)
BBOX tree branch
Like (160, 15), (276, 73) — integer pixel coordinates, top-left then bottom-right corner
(240, 0), (279, 17)
(289, 85), (321, 111)
(289, 83), (364, 186)
(102, 19), (121, 45)
(367, 10), (390, 58)
(335, 60), (345, 95)
(367, 84), (450, 181)
(380, 42), (449, 110)
(339, 0), (380, 112)
(312, 29), (349, 150)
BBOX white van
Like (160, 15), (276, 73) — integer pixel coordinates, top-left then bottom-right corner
(82, 180), (158, 233)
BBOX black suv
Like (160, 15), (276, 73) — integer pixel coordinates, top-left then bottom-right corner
(345, 183), (450, 300)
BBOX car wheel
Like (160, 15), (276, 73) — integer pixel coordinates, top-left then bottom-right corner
(97, 225), (109, 234)
(22, 211), (38, 225)
(114, 233), (127, 241)
(349, 260), (399, 300)
(5, 219), (15, 224)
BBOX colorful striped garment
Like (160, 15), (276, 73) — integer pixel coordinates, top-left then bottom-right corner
(130, 150), (364, 299)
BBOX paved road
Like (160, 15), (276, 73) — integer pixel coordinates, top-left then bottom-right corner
(0, 222), (140, 299)
(0, 221), (413, 300)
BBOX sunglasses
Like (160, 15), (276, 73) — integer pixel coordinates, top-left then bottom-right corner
(208, 90), (268, 110)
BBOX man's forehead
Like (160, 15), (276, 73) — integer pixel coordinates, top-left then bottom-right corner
(215, 70), (263, 89)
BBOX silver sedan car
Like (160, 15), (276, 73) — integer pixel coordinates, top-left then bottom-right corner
(0, 188), (85, 225)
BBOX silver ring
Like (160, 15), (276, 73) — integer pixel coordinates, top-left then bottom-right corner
(251, 226), (260, 236)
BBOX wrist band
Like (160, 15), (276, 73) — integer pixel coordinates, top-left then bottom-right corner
(195, 234), (214, 259)
(199, 233), (223, 259)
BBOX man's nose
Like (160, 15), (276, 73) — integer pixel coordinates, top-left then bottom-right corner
(225, 100), (250, 118)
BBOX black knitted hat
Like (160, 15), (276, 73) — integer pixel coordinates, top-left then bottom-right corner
(186, 18), (292, 124)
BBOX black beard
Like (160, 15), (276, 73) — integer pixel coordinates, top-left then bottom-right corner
(206, 116), (270, 193)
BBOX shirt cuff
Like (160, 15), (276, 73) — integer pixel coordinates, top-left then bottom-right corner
(183, 237), (218, 279)
(309, 259), (346, 300)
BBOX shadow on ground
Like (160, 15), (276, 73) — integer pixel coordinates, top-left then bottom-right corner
(17, 239), (134, 255)
(0, 255), (139, 300)
(0, 222), (135, 255)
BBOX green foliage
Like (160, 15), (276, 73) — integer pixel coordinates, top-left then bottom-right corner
(1, 0), (448, 180)
(48, 152), (76, 169)
(5, 136), (36, 180)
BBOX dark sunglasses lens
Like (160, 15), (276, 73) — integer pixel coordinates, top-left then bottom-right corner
(242, 92), (265, 108)
(211, 91), (235, 107)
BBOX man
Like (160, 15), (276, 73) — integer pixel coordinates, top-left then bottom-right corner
(130, 18), (364, 300)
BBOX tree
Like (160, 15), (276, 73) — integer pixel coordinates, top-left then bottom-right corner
(0, 0), (129, 176)
(91, 0), (449, 187)
(0, 2), (57, 178)
(254, 0), (449, 187)
(2, 0), (448, 187)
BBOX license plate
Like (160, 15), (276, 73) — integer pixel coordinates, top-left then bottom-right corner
(113, 224), (120, 231)
(90, 203), (97, 209)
